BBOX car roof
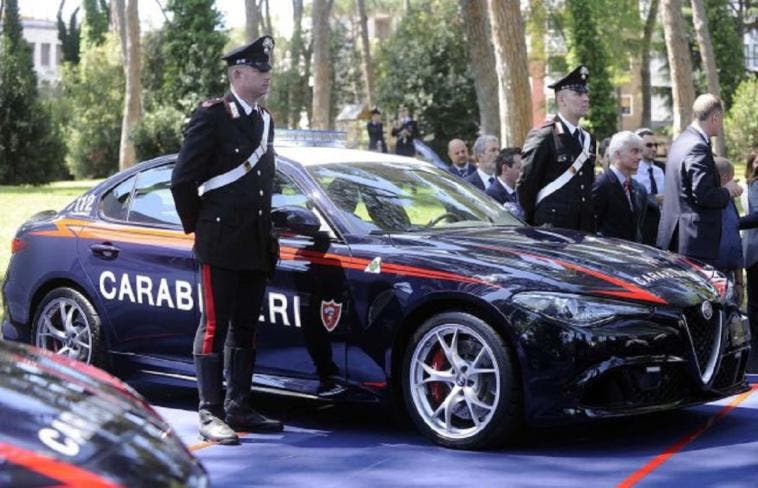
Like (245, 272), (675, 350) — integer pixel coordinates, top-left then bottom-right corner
(276, 146), (430, 167)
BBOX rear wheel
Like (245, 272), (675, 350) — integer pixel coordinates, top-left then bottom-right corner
(31, 287), (105, 367)
(402, 312), (522, 450)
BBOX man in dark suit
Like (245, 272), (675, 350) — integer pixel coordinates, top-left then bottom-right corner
(657, 94), (742, 265)
(366, 108), (387, 152)
(447, 138), (476, 178)
(592, 131), (647, 242)
(632, 128), (665, 245)
(517, 65), (596, 231)
(465, 134), (499, 190)
(486, 147), (524, 219)
(391, 105), (419, 156)
(171, 36), (283, 444)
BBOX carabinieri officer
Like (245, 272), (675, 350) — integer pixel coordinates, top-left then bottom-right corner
(171, 35), (283, 445)
(517, 65), (596, 232)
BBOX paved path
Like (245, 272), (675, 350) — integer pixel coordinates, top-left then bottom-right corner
(134, 374), (758, 487)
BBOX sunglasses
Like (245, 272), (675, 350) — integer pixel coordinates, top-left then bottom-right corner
(645, 143), (658, 148)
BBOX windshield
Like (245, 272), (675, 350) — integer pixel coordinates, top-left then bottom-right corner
(308, 161), (522, 233)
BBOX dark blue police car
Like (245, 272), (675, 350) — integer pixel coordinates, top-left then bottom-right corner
(2, 140), (751, 449)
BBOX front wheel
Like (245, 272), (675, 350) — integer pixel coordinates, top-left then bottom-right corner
(31, 287), (105, 367)
(402, 312), (522, 450)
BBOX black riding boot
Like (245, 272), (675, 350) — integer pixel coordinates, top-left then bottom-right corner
(224, 346), (284, 432)
(195, 354), (239, 444)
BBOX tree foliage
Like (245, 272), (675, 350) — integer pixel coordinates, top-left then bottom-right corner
(565, 0), (617, 140)
(0, 0), (66, 184)
(82, 0), (109, 47)
(57, 6), (81, 64)
(61, 34), (124, 178)
(725, 75), (758, 165)
(160, 0), (227, 112)
(375, 0), (478, 156)
(703, 0), (745, 107)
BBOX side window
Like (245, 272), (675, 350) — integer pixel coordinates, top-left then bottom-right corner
(272, 171), (309, 210)
(100, 176), (136, 221)
(127, 165), (181, 226)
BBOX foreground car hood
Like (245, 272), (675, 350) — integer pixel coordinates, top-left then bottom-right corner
(388, 226), (720, 308)
(0, 342), (205, 486)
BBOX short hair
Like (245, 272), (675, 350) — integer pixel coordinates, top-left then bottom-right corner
(495, 147), (522, 175)
(472, 134), (499, 157)
(598, 137), (612, 161)
(745, 151), (758, 183)
(635, 128), (654, 138)
(693, 94), (724, 122)
(715, 156), (734, 179)
(607, 131), (643, 163)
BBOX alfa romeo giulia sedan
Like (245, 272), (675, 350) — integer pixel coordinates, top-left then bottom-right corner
(2, 140), (750, 449)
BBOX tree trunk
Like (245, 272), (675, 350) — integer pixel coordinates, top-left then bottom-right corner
(264, 0), (272, 35)
(640, 0), (659, 129)
(460, 0), (499, 136)
(311, 0), (333, 129)
(356, 0), (374, 108)
(245, 0), (260, 41)
(119, 0), (141, 170)
(110, 0), (126, 58)
(526, 0), (547, 126)
(690, 0), (725, 155)
(661, 0), (695, 136)
(287, 0), (305, 127)
(404, 0), (411, 13)
(487, 0), (533, 146)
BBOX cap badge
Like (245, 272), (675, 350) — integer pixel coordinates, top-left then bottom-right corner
(580, 66), (589, 79)
(263, 37), (274, 55)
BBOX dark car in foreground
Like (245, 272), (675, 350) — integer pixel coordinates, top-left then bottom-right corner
(0, 341), (207, 486)
(2, 140), (751, 449)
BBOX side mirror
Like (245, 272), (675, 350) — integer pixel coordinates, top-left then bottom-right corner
(271, 206), (322, 235)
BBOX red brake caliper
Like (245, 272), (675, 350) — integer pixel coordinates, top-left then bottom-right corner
(429, 347), (447, 404)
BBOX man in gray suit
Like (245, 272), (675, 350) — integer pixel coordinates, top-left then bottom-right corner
(657, 94), (742, 266)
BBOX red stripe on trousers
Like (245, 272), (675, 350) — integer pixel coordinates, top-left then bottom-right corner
(201, 264), (217, 354)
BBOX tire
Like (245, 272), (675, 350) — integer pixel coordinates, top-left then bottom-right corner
(402, 312), (522, 450)
(31, 287), (106, 367)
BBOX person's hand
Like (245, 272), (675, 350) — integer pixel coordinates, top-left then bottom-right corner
(724, 179), (743, 198)
(655, 194), (664, 205)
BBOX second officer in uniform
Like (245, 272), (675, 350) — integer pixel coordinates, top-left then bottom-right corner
(517, 65), (596, 232)
(171, 36), (283, 444)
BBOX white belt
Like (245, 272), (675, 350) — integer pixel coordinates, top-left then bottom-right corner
(536, 131), (591, 205)
(198, 111), (271, 197)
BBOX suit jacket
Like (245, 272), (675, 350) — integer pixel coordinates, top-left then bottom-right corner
(517, 115), (596, 232)
(449, 163), (477, 178)
(592, 168), (645, 242)
(743, 181), (758, 268)
(366, 121), (387, 152)
(465, 171), (492, 191)
(486, 179), (525, 220)
(656, 126), (729, 265)
(171, 92), (276, 271)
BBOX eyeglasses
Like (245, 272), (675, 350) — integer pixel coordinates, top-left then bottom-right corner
(645, 143), (658, 148)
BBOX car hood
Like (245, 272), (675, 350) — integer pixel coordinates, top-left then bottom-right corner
(0, 342), (204, 486)
(386, 226), (722, 308)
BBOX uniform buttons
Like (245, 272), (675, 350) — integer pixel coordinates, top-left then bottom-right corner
(580, 184), (585, 189)
(216, 217), (220, 222)
(257, 170), (261, 176)
(235, 148), (240, 153)
(258, 210), (263, 216)
(259, 190), (264, 196)
(581, 197), (586, 202)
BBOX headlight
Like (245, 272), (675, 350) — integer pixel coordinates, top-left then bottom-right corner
(512, 292), (653, 326)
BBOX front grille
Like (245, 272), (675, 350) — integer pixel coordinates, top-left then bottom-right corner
(580, 365), (691, 410)
(712, 352), (747, 390)
(683, 303), (722, 383)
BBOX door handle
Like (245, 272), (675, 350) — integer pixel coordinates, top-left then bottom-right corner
(90, 243), (120, 259)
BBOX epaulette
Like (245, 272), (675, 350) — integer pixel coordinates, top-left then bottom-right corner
(553, 120), (565, 135)
(222, 94), (241, 119)
(200, 98), (223, 108)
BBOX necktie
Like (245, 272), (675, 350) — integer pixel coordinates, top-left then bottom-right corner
(623, 179), (633, 210)
(573, 129), (582, 147)
(647, 166), (658, 195)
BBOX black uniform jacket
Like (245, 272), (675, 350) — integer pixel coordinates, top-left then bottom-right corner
(592, 168), (647, 242)
(517, 115), (596, 232)
(391, 119), (419, 157)
(171, 92), (276, 271)
(657, 126), (729, 265)
(367, 121), (387, 152)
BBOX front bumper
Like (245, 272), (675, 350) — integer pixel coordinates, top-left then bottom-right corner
(512, 303), (751, 424)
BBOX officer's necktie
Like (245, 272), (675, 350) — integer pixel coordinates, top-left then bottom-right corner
(647, 165), (658, 195)
(573, 129), (582, 147)
(623, 179), (633, 210)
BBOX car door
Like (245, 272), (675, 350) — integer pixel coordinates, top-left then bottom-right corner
(77, 164), (199, 363)
(254, 168), (355, 389)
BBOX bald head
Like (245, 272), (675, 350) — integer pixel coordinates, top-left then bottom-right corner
(692, 93), (724, 138)
(448, 139), (470, 168)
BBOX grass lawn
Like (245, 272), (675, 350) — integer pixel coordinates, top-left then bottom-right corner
(0, 180), (100, 322)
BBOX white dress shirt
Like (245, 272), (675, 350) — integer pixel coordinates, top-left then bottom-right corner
(633, 159), (665, 197)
